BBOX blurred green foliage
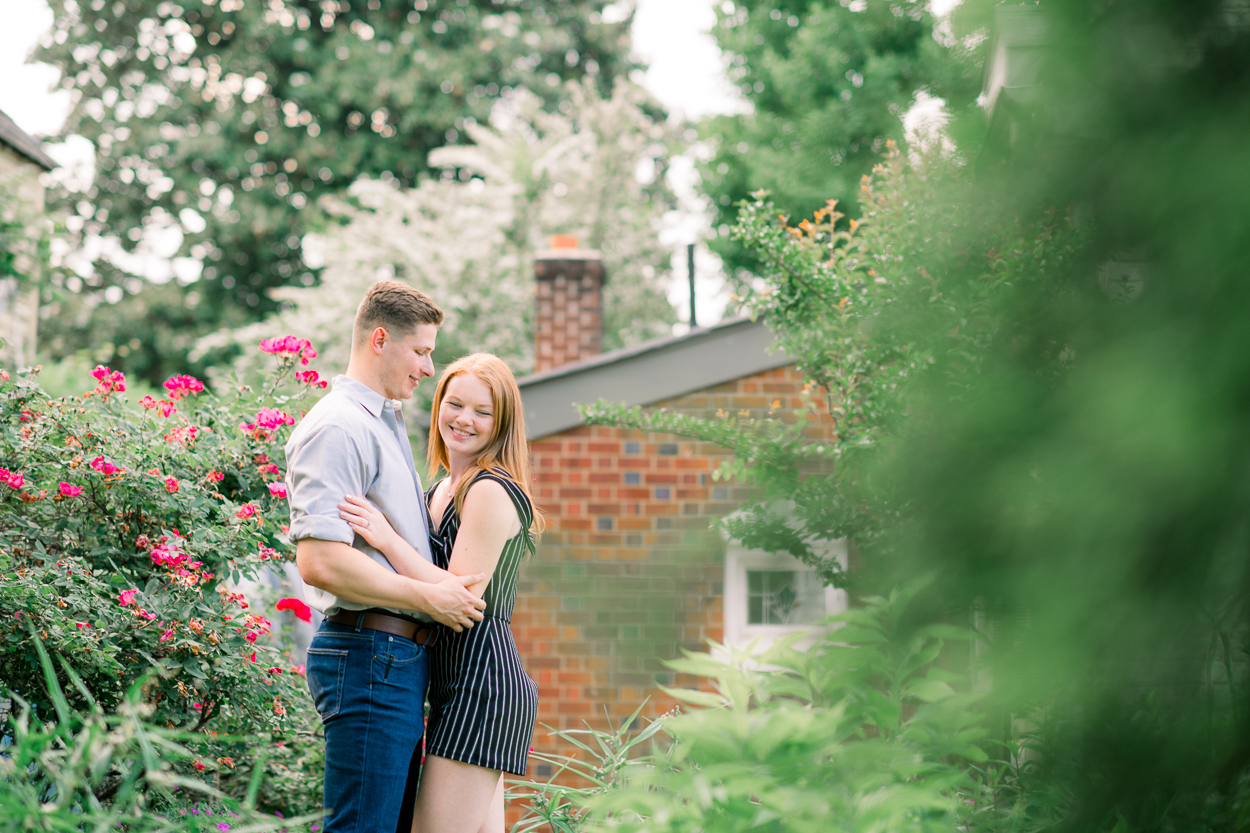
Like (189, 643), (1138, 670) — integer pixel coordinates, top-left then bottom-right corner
(887, 0), (1250, 826)
(35, 0), (636, 386)
(697, 0), (983, 272)
(587, 1), (1250, 829)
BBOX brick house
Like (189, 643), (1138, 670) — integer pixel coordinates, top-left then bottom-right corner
(511, 245), (846, 790)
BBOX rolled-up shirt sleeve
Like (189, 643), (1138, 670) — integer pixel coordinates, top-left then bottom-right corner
(286, 424), (371, 544)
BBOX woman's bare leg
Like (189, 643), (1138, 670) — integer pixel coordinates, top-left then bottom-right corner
(476, 776), (505, 833)
(411, 755), (503, 833)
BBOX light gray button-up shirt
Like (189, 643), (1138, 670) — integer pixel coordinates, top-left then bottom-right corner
(284, 375), (434, 621)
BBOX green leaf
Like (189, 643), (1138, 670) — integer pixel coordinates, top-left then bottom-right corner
(657, 686), (728, 709)
(904, 678), (956, 703)
(181, 657), (208, 680)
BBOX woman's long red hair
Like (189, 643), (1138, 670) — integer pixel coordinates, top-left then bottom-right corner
(426, 353), (545, 534)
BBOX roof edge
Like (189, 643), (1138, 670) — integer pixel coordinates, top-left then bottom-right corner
(519, 316), (796, 440)
(0, 109), (57, 171)
(518, 315), (759, 388)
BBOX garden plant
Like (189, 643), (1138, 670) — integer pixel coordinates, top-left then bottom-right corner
(0, 337), (331, 821)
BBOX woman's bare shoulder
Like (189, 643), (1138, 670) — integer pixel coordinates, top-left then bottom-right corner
(461, 476), (520, 530)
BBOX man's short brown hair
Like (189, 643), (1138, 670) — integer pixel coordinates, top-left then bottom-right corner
(353, 280), (444, 344)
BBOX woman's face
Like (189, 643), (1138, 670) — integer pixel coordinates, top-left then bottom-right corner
(438, 372), (497, 462)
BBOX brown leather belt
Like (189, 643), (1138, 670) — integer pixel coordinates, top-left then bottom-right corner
(328, 610), (438, 646)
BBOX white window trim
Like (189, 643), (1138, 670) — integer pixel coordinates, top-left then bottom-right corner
(723, 539), (848, 652)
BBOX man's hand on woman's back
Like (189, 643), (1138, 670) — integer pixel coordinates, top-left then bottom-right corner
(423, 574), (489, 631)
(296, 538), (485, 630)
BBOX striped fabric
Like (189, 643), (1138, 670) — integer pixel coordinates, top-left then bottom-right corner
(424, 469), (538, 776)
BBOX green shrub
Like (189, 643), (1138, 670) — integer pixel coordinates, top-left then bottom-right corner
(582, 585), (985, 833)
(0, 338), (329, 817)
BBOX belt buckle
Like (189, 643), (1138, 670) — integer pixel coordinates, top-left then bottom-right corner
(417, 625), (439, 648)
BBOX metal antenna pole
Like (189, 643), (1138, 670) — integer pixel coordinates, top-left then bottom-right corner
(687, 242), (697, 328)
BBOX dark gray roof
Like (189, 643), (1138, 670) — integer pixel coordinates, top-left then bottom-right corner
(518, 316), (796, 440)
(994, 5), (1048, 48)
(0, 108), (57, 171)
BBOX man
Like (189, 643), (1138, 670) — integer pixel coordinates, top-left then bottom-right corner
(286, 280), (486, 833)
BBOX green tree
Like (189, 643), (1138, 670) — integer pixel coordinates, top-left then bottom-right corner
(35, 0), (636, 386)
(195, 78), (679, 386)
(698, 0), (981, 271)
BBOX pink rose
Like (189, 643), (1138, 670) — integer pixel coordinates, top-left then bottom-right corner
(58, 482), (83, 497)
(258, 335), (317, 365)
(87, 365), (126, 396)
(239, 407), (295, 437)
(163, 374), (205, 400)
(295, 369), (328, 388)
(276, 597), (312, 623)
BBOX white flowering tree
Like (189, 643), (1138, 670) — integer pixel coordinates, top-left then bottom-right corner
(195, 79), (678, 389)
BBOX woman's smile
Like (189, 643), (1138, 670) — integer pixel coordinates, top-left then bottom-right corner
(437, 372), (495, 460)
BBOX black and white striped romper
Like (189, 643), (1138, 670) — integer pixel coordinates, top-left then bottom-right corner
(424, 469), (538, 776)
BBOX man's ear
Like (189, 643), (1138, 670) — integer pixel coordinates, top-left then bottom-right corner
(369, 326), (388, 354)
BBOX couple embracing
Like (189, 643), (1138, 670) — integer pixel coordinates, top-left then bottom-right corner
(284, 281), (542, 833)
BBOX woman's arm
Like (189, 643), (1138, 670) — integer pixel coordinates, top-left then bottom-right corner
(339, 495), (455, 584)
(447, 479), (522, 598)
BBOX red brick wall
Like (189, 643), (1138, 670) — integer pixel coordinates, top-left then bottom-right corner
(505, 365), (831, 821)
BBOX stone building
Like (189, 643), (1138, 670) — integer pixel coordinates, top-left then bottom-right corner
(0, 108), (56, 369)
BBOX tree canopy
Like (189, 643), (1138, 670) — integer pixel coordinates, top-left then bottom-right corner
(36, 0), (636, 385)
(697, 0), (981, 270)
(195, 79), (678, 392)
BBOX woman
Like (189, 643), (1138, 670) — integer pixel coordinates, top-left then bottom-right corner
(339, 353), (543, 833)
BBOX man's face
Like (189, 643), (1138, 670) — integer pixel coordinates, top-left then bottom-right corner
(377, 323), (438, 400)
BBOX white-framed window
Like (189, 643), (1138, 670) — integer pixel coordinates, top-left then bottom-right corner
(723, 540), (848, 651)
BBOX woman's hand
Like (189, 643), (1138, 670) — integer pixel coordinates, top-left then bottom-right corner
(339, 495), (402, 553)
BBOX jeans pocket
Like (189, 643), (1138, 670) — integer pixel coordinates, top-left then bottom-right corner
(372, 637), (425, 685)
(306, 647), (348, 722)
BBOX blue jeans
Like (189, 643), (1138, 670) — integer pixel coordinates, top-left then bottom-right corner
(306, 619), (430, 833)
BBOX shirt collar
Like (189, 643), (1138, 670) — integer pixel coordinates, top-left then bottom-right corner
(332, 375), (397, 418)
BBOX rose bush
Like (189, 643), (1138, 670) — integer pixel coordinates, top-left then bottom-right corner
(0, 338), (330, 817)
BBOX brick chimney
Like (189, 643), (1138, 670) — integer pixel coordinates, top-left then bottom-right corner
(533, 236), (605, 373)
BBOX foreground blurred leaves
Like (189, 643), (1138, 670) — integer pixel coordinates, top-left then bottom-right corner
(0, 627), (320, 831)
(587, 1), (1250, 829)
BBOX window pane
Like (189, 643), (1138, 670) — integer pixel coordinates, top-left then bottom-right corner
(746, 569), (826, 626)
(748, 595), (764, 624)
